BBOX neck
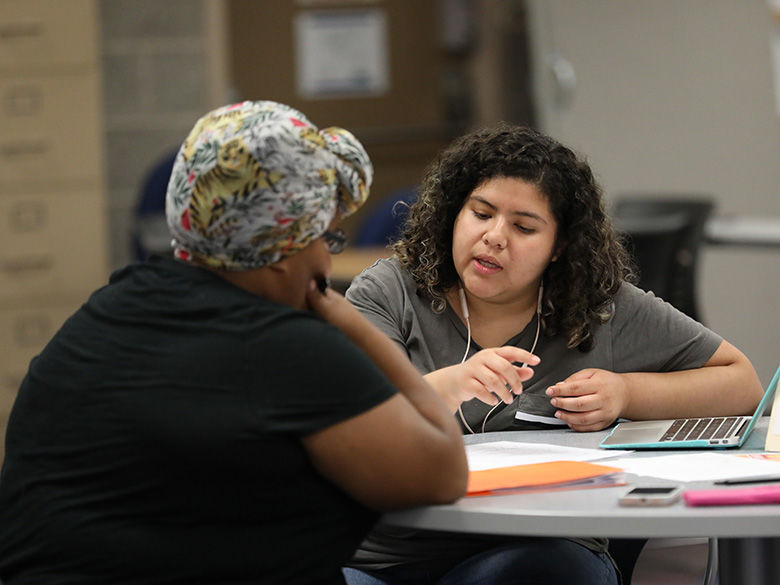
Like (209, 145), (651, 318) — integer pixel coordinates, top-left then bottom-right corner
(448, 286), (539, 348)
(210, 265), (304, 309)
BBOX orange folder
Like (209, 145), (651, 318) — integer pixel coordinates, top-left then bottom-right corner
(467, 460), (625, 496)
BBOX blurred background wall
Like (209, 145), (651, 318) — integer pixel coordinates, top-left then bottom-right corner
(1, 0), (778, 453)
(525, 0), (780, 386)
(101, 0), (780, 383)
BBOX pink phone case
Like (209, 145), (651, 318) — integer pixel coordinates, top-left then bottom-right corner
(683, 485), (780, 506)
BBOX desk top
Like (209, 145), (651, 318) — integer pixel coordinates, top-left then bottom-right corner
(329, 247), (391, 285)
(705, 216), (780, 248)
(382, 419), (780, 539)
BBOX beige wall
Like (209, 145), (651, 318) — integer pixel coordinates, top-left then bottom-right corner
(0, 0), (110, 460)
(96, 0), (779, 381)
(527, 0), (780, 384)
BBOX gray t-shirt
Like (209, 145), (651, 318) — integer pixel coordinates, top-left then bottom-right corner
(345, 257), (722, 568)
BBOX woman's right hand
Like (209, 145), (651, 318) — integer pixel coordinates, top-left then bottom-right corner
(302, 276), (469, 510)
(305, 278), (361, 333)
(426, 347), (540, 412)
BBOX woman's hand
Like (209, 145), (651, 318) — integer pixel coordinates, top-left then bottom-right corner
(303, 276), (469, 509)
(305, 278), (361, 333)
(545, 368), (629, 432)
(427, 347), (539, 412)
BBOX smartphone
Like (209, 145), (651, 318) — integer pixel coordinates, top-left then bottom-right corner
(316, 276), (330, 293)
(618, 486), (683, 507)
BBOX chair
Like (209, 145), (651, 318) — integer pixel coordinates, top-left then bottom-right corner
(612, 196), (715, 322)
(132, 150), (177, 260)
(353, 187), (418, 247)
(610, 197), (718, 585)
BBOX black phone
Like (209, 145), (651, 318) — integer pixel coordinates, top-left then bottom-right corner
(316, 276), (330, 293)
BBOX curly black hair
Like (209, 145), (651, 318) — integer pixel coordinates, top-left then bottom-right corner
(392, 123), (636, 351)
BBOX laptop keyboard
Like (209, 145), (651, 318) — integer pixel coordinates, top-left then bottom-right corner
(660, 417), (742, 442)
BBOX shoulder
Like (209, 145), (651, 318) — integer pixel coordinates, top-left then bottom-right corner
(611, 281), (708, 319)
(612, 281), (651, 307)
(609, 281), (720, 344)
(604, 282), (722, 371)
(611, 280), (690, 313)
(608, 281), (669, 325)
(352, 256), (408, 286)
(347, 257), (415, 304)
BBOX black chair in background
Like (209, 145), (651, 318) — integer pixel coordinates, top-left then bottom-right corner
(609, 196), (718, 585)
(612, 196), (716, 323)
(133, 150), (178, 261)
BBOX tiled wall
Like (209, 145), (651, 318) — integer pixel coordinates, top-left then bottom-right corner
(98, 0), (216, 270)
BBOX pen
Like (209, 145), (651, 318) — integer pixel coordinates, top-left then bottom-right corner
(714, 476), (780, 486)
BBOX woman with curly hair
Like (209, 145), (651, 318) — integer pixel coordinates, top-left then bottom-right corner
(343, 124), (762, 585)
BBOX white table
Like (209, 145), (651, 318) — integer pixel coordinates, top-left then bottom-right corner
(383, 419), (780, 585)
(705, 216), (780, 248)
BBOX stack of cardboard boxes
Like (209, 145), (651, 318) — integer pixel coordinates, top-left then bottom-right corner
(0, 0), (108, 461)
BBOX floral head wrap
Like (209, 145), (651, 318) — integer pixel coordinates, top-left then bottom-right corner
(165, 100), (372, 270)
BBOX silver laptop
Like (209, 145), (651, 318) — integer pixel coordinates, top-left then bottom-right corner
(601, 364), (780, 449)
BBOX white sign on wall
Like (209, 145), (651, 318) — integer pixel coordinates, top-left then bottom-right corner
(294, 9), (389, 99)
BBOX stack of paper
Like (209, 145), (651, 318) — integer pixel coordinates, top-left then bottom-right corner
(467, 460), (625, 496)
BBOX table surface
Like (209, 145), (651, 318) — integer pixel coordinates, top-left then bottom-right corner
(329, 246), (391, 284)
(705, 216), (780, 247)
(382, 419), (780, 539)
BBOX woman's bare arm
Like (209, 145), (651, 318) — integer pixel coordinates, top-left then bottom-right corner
(547, 340), (764, 432)
(301, 281), (468, 511)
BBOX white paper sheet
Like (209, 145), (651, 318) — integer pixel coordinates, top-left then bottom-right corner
(607, 452), (780, 482)
(465, 441), (631, 471)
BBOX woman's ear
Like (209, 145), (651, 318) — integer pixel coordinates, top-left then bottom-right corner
(551, 241), (567, 262)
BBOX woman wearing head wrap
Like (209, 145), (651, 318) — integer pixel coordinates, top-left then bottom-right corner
(0, 101), (467, 585)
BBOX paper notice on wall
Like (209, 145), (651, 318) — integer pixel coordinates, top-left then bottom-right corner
(294, 9), (389, 99)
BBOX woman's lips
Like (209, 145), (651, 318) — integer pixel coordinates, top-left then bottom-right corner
(473, 255), (502, 274)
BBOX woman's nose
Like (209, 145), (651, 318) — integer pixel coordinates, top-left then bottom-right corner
(482, 219), (508, 249)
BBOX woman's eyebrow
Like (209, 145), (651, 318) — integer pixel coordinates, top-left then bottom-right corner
(470, 195), (548, 224)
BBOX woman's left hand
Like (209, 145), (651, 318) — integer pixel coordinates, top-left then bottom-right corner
(545, 369), (629, 432)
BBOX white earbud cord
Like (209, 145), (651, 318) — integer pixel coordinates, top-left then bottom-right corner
(457, 283), (543, 434)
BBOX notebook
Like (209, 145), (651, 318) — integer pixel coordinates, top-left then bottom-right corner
(600, 364), (780, 450)
(467, 460), (625, 496)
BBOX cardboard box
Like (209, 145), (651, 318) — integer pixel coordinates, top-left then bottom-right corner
(0, 190), (109, 302)
(0, 73), (104, 188)
(0, 0), (97, 74)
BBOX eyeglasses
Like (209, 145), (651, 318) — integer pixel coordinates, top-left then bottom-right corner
(322, 228), (347, 254)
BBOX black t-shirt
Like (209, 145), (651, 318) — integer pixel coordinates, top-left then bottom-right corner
(0, 256), (397, 584)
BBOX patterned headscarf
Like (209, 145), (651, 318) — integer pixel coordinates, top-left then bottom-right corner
(165, 100), (372, 270)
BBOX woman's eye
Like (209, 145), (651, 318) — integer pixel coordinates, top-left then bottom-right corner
(515, 225), (534, 234)
(472, 210), (490, 220)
